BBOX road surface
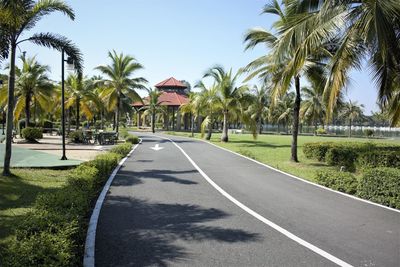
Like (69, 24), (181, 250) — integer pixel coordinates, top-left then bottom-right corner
(95, 133), (400, 267)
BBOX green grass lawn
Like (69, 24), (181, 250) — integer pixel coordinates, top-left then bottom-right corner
(0, 169), (70, 245)
(165, 131), (400, 181)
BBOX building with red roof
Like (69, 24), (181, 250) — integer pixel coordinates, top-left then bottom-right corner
(133, 77), (190, 130)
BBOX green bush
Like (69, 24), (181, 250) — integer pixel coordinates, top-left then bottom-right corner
(325, 147), (358, 171)
(303, 142), (334, 161)
(67, 165), (99, 195)
(315, 170), (358, 194)
(125, 134), (139, 144)
(358, 168), (400, 209)
(364, 129), (374, 137)
(357, 150), (400, 169)
(68, 130), (84, 143)
(18, 119), (35, 130)
(21, 127), (43, 142)
(119, 128), (129, 139)
(110, 143), (132, 157)
(85, 152), (121, 179)
(315, 128), (327, 135)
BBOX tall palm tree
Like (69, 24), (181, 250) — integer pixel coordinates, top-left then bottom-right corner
(142, 87), (163, 134)
(64, 74), (98, 129)
(194, 81), (219, 140)
(180, 92), (200, 137)
(95, 50), (147, 134)
(244, 0), (333, 161)
(245, 85), (270, 135)
(340, 100), (365, 137)
(276, 92), (295, 134)
(203, 65), (248, 142)
(0, 0), (83, 176)
(15, 55), (53, 127)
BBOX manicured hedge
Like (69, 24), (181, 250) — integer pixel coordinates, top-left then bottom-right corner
(315, 170), (358, 194)
(110, 143), (132, 157)
(1, 149), (129, 266)
(125, 134), (139, 144)
(21, 127), (43, 142)
(358, 168), (400, 209)
(303, 142), (400, 171)
(357, 151), (400, 169)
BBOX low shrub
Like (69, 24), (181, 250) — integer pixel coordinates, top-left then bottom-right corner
(315, 170), (358, 194)
(315, 128), (327, 135)
(358, 168), (400, 209)
(357, 151), (400, 169)
(68, 130), (84, 143)
(85, 152), (121, 179)
(303, 142), (334, 161)
(364, 129), (374, 137)
(1, 140), (135, 266)
(119, 128), (129, 139)
(125, 134), (139, 144)
(21, 127), (43, 142)
(110, 143), (132, 157)
(325, 147), (358, 171)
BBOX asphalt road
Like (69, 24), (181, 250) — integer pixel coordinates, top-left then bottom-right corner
(95, 133), (400, 267)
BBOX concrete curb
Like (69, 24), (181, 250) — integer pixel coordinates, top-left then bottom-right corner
(83, 139), (142, 267)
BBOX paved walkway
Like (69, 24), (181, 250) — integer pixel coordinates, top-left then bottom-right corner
(95, 133), (400, 267)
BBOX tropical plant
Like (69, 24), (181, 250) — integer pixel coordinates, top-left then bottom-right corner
(180, 92), (200, 137)
(340, 100), (365, 137)
(141, 87), (164, 133)
(203, 65), (249, 142)
(64, 74), (99, 129)
(95, 50), (147, 133)
(243, 0), (334, 161)
(194, 81), (219, 140)
(0, 0), (83, 176)
(245, 85), (270, 135)
(0, 55), (54, 127)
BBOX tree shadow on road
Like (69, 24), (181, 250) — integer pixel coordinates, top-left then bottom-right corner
(96, 196), (261, 266)
(113, 169), (199, 186)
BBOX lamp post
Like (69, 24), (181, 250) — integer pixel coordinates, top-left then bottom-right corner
(61, 49), (74, 160)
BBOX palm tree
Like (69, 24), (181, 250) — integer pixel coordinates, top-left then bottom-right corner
(276, 92), (295, 134)
(15, 55), (53, 127)
(64, 74), (98, 130)
(95, 50), (147, 134)
(0, 0), (83, 176)
(244, 0), (332, 161)
(203, 66), (248, 142)
(142, 87), (163, 133)
(180, 92), (200, 137)
(340, 100), (365, 137)
(245, 85), (270, 135)
(194, 81), (219, 140)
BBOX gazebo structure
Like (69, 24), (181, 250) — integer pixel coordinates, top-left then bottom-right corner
(133, 77), (190, 130)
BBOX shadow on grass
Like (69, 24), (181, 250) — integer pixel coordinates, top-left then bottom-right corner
(226, 140), (291, 148)
(0, 173), (62, 241)
(113, 169), (198, 186)
(96, 196), (261, 266)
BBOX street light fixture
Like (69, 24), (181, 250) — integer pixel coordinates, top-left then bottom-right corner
(61, 49), (74, 160)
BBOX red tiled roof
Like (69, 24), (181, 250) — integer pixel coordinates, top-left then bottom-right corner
(155, 77), (187, 89)
(132, 91), (189, 107)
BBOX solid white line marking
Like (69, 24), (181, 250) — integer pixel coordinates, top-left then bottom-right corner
(83, 140), (142, 267)
(157, 135), (353, 267)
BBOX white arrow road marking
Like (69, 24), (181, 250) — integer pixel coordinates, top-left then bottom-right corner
(150, 144), (164, 151)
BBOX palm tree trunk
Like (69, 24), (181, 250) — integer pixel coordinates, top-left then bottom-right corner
(191, 113), (194, 137)
(221, 110), (229, 142)
(206, 113), (212, 140)
(100, 108), (104, 130)
(349, 119), (352, 138)
(115, 92), (120, 133)
(76, 97), (80, 130)
(258, 118), (262, 135)
(25, 93), (31, 128)
(3, 42), (16, 176)
(151, 109), (155, 133)
(291, 76), (301, 162)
